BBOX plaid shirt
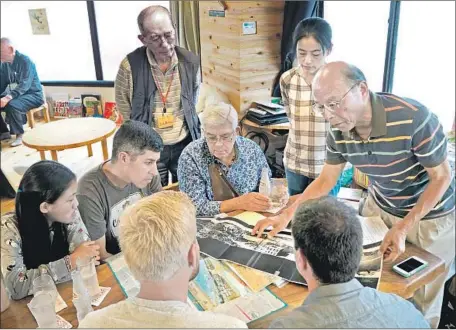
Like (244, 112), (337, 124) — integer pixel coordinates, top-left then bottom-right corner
(280, 66), (329, 178)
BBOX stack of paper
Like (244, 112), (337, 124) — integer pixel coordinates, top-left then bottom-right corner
(338, 187), (365, 201)
(359, 215), (389, 248)
(355, 216), (389, 289)
(223, 261), (281, 293)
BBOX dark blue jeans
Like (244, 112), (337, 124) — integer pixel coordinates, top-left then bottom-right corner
(0, 93), (43, 135)
(285, 168), (342, 197)
(157, 134), (192, 187)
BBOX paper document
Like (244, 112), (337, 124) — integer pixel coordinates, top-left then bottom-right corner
(341, 199), (360, 212)
(264, 205), (285, 214)
(212, 289), (286, 324)
(223, 261), (280, 292)
(55, 293), (67, 313)
(359, 216), (389, 248)
(233, 212), (265, 226)
(255, 101), (284, 110)
(188, 258), (250, 310)
(106, 253), (140, 298)
(338, 187), (364, 201)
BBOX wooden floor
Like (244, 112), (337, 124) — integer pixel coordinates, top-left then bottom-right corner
(1, 118), (115, 216)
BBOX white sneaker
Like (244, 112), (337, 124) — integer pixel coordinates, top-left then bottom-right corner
(10, 137), (22, 147)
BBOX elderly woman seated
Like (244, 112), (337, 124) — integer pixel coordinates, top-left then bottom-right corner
(178, 102), (272, 216)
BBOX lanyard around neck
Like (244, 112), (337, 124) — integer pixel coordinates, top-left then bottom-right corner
(152, 67), (176, 113)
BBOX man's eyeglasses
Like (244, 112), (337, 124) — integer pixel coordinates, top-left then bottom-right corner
(312, 81), (363, 117)
(142, 31), (175, 45)
(204, 131), (235, 144)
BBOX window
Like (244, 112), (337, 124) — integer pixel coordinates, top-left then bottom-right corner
(324, 1), (390, 92)
(1, 1), (171, 83)
(393, 1), (455, 132)
(1, 1), (96, 81)
(94, 1), (170, 81)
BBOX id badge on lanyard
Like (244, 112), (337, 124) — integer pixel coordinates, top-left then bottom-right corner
(154, 67), (176, 129)
(156, 112), (175, 129)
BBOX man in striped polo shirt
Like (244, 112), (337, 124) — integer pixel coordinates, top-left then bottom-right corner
(115, 5), (201, 187)
(253, 61), (454, 328)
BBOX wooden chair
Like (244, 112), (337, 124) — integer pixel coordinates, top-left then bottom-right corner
(26, 86), (50, 129)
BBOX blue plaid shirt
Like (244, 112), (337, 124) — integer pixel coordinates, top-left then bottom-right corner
(178, 136), (271, 216)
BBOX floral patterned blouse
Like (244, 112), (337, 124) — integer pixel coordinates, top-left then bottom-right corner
(1, 210), (90, 300)
(177, 136), (271, 216)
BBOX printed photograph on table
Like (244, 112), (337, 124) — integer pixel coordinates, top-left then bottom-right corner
(187, 256), (287, 324)
(106, 253), (287, 324)
(81, 94), (103, 117)
(196, 216), (305, 285)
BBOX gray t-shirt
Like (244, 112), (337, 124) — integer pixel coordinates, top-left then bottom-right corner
(77, 162), (162, 254)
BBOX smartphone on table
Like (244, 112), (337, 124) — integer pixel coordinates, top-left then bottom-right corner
(392, 256), (428, 278)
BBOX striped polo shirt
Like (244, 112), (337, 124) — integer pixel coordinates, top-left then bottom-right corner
(326, 91), (455, 219)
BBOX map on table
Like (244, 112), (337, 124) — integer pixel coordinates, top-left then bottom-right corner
(106, 253), (287, 324)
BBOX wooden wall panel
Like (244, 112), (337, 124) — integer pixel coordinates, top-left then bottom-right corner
(199, 1), (284, 114)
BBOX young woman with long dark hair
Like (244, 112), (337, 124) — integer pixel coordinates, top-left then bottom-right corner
(280, 18), (342, 197)
(1, 161), (100, 300)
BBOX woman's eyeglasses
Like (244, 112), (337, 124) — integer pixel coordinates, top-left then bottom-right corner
(204, 131), (235, 144)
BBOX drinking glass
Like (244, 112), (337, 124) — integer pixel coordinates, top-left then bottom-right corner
(27, 292), (57, 328)
(270, 178), (289, 209)
(76, 256), (100, 297)
(32, 274), (58, 307)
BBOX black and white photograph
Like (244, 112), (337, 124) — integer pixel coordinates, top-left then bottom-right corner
(355, 246), (383, 289)
(196, 217), (306, 285)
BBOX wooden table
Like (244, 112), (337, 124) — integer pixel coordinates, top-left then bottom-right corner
(0, 242), (444, 329)
(22, 118), (116, 162)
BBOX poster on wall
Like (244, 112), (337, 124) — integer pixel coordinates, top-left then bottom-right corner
(28, 8), (50, 35)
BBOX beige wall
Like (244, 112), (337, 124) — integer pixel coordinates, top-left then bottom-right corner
(199, 1), (284, 114)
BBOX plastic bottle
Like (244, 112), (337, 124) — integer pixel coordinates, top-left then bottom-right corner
(259, 167), (271, 196)
(71, 270), (93, 322)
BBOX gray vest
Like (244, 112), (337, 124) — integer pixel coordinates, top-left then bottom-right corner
(127, 46), (201, 140)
